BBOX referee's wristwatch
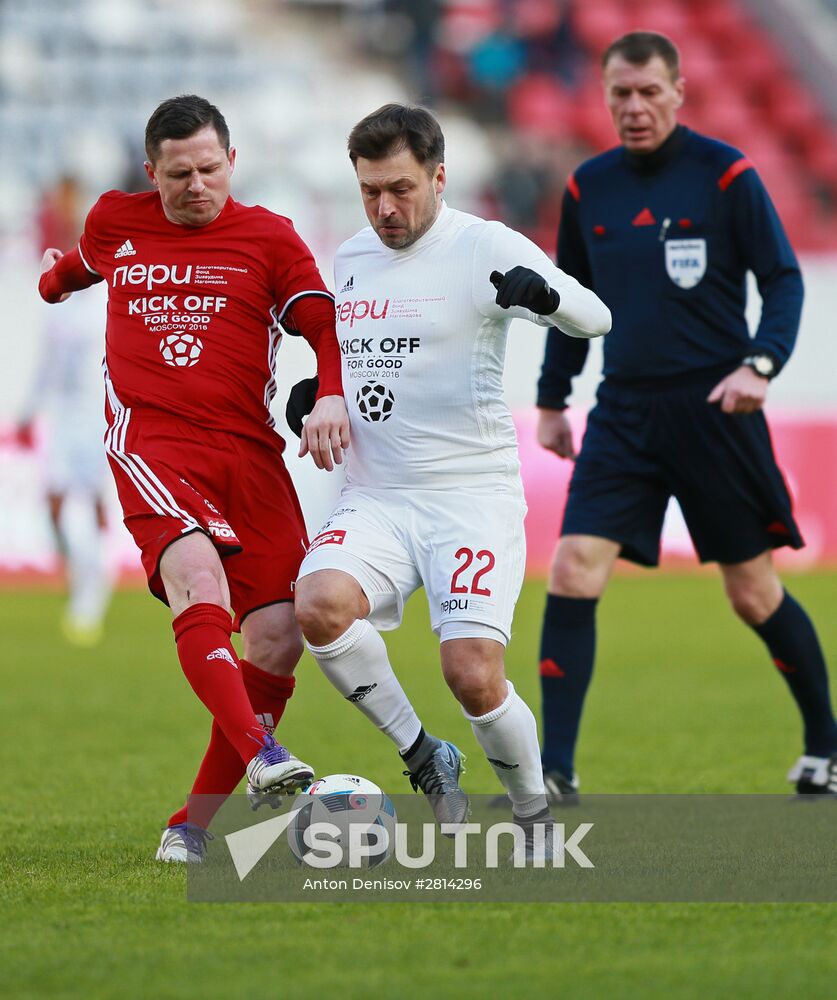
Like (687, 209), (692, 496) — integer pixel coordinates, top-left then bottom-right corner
(741, 353), (777, 379)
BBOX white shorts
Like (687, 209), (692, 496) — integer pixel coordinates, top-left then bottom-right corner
(297, 487), (527, 642)
(43, 419), (109, 496)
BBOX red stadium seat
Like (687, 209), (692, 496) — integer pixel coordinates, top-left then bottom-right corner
(507, 74), (574, 138)
(701, 95), (753, 145)
(807, 140), (837, 200)
(509, 0), (563, 37)
(678, 41), (724, 102)
(732, 43), (778, 98)
(429, 49), (473, 102)
(766, 80), (823, 137)
(695, 0), (753, 51)
(570, 76), (616, 151)
(437, 1), (502, 53)
(571, 2), (632, 52)
(624, 3), (691, 41)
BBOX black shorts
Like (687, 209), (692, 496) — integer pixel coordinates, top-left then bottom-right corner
(561, 376), (804, 567)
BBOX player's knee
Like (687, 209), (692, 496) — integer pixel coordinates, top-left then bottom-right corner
(244, 624), (303, 674)
(446, 667), (504, 717)
(725, 577), (781, 625)
(441, 640), (506, 716)
(722, 556), (783, 625)
(549, 539), (609, 598)
(177, 568), (226, 607)
(294, 574), (358, 644)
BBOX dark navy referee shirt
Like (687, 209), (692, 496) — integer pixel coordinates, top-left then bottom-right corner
(537, 125), (804, 408)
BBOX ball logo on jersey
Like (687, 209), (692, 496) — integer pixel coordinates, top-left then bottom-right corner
(159, 332), (204, 368)
(356, 383), (395, 422)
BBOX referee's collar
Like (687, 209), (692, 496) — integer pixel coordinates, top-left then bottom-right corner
(623, 124), (688, 174)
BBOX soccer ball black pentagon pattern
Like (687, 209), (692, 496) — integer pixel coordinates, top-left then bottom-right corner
(356, 383), (395, 422)
(159, 332), (204, 368)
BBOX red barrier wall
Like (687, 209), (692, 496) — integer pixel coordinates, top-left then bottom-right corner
(515, 409), (837, 573)
(2, 411), (835, 581)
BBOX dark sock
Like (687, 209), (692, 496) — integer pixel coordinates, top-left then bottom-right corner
(539, 594), (597, 777)
(400, 727), (438, 771)
(752, 591), (837, 756)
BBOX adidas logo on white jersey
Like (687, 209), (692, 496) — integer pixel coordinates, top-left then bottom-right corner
(207, 647), (238, 668)
(114, 239), (137, 259)
(340, 275), (354, 293)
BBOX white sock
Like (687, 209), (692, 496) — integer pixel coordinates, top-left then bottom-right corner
(307, 619), (422, 753)
(464, 681), (547, 818)
(64, 503), (112, 628)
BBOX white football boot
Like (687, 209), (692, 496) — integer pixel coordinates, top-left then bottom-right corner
(155, 823), (214, 863)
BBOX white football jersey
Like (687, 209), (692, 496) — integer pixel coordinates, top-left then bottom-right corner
(334, 203), (610, 493)
(23, 283), (109, 492)
(29, 283), (107, 428)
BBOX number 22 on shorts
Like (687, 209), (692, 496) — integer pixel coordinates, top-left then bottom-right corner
(450, 547), (495, 596)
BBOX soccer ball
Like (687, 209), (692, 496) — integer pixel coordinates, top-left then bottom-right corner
(287, 774), (397, 869)
(356, 383), (395, 422)
(159, 332), (204, 368)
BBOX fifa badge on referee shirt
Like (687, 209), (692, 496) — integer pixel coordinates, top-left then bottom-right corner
(665, 238), (707, 289)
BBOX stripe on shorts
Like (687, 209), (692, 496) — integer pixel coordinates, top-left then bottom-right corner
(104, 395), (199, 529)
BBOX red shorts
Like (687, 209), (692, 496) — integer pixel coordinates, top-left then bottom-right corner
(104, 400), (308, 628)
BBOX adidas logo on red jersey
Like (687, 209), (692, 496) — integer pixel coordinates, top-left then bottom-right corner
(114, 239), (137, 259)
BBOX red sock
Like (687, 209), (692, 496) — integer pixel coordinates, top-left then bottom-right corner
(168, 721), (243, 829)
(172, 603), (267, 764)
(167, 658), (297, 829)
(239, 658), (296, 736)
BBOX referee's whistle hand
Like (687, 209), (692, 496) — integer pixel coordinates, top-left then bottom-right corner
(707, 366), (768, 415)
(299, 394), (350, 471)
(537, 408), (576, 460)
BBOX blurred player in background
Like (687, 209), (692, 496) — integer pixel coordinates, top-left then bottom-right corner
(18, 176), (112, 645)
(39, 95), (349, 862)
(535, 32), (836, 802)
(292, 104), (610, 859)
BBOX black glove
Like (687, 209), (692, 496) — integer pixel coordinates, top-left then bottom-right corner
(490, 267), (560, 315)
(285, 375), (319, 437)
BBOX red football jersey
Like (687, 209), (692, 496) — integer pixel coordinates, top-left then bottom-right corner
(77, 191), (335, 441)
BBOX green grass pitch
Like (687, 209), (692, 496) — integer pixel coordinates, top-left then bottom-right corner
(1, 572), (835, 998)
